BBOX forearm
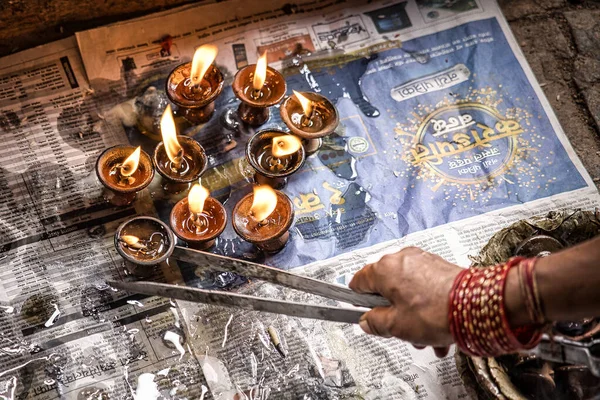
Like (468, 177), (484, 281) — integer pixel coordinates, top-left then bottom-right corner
(505, 236), (600, 327)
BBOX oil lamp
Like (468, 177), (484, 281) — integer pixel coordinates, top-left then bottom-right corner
(170, 182), (227, 250)
(153, 105), (207, 193)
(96, 145), (154, 206)
(280, 90), (339, 154)
(232, 185), (294, 253)
(115, 216), (175, 265)
(166, 44), (224, 124)
(232, 51), (287, 126)
(246, 130), (305, 189)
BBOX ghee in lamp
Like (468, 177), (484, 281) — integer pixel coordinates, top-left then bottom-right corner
(153, 105), (207, 193)
(115, 216), (175, 265)
(232, 185), (294, 253)
(165, 44), (224, 124)
(95, 145), (154, 206)
(280, 90), (339, 154)
(232, 51), (287, 126)
(246, 130), (305, 189)
(170, 183), (227, 250)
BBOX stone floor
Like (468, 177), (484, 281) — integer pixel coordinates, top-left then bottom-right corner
(499, 0), (600, 186)
(1, 0), (599, 185)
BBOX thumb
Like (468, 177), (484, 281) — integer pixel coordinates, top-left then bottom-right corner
(358, 307), (397, 338)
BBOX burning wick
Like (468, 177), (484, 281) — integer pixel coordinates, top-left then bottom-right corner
(120, 234), (163, 257)
(292, 90), (315, 127)
(115, 146), (141, 185)
(190, 44), (218, 89)
(252, 51), (268, 99)
(271, 135), (302, 158)
(248, 185), (277, 227)
(160, 105), (184, 170)
(267, 135), (302, 173)
(120, 235), (147, 251)
(188, 182), (210, 234)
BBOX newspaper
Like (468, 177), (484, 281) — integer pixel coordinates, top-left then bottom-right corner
(0, 0), (599, 398)
(0, 39), (209, 399)
(75, 0), (597, 269)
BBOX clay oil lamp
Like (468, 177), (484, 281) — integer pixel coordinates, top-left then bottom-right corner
(170, 182), (227, 250)
(246, 130), (304, 189)
(232, 51), (286, 126)
(232, 185), (294, 253)
(280, 90), (339, 154)
(114, 216), (175, 266)
(166, 44), (224, 124)
(153, 105), (207, 193)
(96, 145), (154, 206)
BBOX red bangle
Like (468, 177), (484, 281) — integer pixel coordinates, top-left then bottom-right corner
(448, 257), (543, 357)
(518, 257), (546, 325)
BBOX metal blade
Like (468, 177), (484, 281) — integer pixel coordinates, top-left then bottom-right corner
(108, 281), (366, 324)
(171, 246), (389, 309)
(527, 334), (600, 377)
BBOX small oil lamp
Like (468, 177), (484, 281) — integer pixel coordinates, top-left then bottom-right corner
(170, 182), (227, 250)
(154, 105), (207, 193)
(96, 145), (154, 206)
(246, 130), (305, 189)
(166, 44), (224, 124)
(232, 185), (294, 253)
(115, 216), (175, 266)
(232, 51), (287, 126)
(280, 90), (339, 154)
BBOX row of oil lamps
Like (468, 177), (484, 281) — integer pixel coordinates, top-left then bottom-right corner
(95, 45), (339, 260)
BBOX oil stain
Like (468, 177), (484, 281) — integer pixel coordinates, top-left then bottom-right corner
(317, 132), (358, 181)
(328, 183), (376, 249)
(285, 53), (380, 118)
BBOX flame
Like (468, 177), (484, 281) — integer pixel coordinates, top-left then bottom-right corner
(160, 105), (182, 163)
(293, 90), (313, 118)
(250, 185), (277, 222)
(120, 146), (141, 177)
(188, 183), (210, 215)
(272, 135), (302, 157)
(190, 44), (218, 85)
(253, 51), (268, 91)
(121, 235), (144, 249)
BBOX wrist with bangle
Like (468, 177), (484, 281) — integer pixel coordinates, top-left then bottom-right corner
(448, 257), (547, 357)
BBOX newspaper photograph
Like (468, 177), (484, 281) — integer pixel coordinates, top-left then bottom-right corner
(0, 0), (598, 398)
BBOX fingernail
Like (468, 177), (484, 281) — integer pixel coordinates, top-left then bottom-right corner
(359, 316), (371, 334)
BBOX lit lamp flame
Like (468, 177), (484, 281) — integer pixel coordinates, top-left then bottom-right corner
(121, 235), (145, 250)
(253, 51), (268, 92)
(250, 185), (277, 222)
(188, 183), (210, 215)
(160, 105), (183, 165)
(272, 135), (302, 158)
(120, 146), (141, 177)
(293, 90), (314, 118)
(190, 44), (218, 86)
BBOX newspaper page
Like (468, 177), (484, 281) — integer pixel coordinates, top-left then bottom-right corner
(0, 0), (591, 398)
(76, 0), (598, 269)
(0, 39), (210, 399)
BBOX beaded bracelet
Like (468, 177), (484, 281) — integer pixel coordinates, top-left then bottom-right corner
(448, 257), (543, 357)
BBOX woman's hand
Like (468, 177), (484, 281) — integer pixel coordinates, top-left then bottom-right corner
(349, 247), (462, 356)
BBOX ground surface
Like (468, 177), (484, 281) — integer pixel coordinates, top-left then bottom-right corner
(0, 0), (599, 185)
